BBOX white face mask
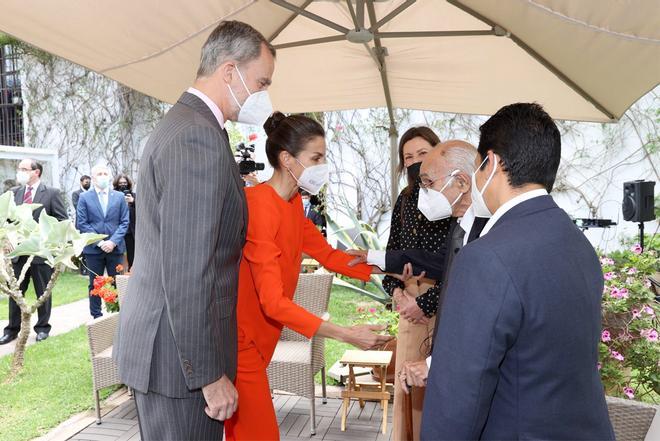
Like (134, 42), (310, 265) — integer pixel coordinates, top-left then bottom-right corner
(96, 175), (110, 190)
(288, 158), (328, 195)
(471, 155), (498, 217)
(16, 171), (30, 185)
(226, 65), (273, 127)
(417, 170), (462, 221)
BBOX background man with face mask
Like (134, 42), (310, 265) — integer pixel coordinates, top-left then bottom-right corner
(113, 20), (276, 441)
(72, 175), (92, 275)
(0, 159), (67, 345)
(420, 103), (614, 440)
(71, 174), (91, 212)
(76, 164), (129, 320)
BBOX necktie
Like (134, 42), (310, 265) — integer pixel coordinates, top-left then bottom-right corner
(100, 191), (107, 216)
(23, 186), (33, 204)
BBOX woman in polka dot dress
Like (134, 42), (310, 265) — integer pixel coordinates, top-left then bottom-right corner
(385, 126), (452, 441)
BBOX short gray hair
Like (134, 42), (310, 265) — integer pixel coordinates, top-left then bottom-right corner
(441, 141), (478, 176)
(91, 164), (110, 176)
(197, 20), (275, 78)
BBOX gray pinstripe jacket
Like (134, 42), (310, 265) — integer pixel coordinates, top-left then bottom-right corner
(114, 92), (247, 397)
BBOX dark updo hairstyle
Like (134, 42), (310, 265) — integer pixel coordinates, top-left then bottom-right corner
(263, 111), (325, 169)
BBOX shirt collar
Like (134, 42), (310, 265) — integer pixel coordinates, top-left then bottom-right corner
(457, 205), (475, 234)
(27, 180), (40, 192)
(186, 87), (225, 129)
(480, 188), (548, 237)
(95, 187), (107, 195)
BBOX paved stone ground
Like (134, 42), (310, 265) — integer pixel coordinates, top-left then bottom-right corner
(0, 297), (91, 357)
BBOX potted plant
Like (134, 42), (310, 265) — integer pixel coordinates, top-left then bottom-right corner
(0, 191), (104, 380)
(90, 274), (120, 313)
(356, 304), (399, 382)
(598, 240), (659, 403)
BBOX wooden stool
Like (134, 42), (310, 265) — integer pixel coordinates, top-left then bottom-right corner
(339, 349), (393, 434)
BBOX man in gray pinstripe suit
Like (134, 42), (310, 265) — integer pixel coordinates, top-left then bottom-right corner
(114, 21), (275, 440)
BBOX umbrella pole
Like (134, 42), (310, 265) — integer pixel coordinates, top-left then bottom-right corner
(389, 120), (398, 207)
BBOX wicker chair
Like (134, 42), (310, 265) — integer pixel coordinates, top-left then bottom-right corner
(115, 274), (130, 306)
(267, 273), (333, 436)
(86, 313), (121, 424)
(606, 395), (658, 441)
(86, 274), (130, 424)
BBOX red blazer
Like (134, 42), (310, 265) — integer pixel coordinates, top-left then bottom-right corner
(237, 184), (372, 363)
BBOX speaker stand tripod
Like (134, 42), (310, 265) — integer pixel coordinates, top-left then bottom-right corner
(638, 222), (644, 252)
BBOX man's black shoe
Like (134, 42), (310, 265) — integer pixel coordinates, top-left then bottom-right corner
(36, 332), (49, 342)
(0, 334), (17, 345)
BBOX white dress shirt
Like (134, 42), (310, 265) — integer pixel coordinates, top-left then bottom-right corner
(186, 87), (225, 129)
(96, 187), (108, 216)
(24, 180), (41, 201)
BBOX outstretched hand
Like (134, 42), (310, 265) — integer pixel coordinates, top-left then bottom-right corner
(346, 324), (393, 350)
(346, 249), (368, 267)
(387, 263), (425, 283)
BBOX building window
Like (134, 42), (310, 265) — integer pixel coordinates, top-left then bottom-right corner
(0, 44), (24, 146)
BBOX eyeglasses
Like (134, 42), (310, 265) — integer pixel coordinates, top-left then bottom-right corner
(420, 169), (460, 191)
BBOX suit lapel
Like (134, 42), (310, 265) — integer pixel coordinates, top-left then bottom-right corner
(31, 184), (47, 205)
(15, 186), (24, 205)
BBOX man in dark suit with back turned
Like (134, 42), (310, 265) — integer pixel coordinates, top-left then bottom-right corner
(0, 159), (67, 344)
(114, 21), (276, 441)
(419, 103), (614, 440)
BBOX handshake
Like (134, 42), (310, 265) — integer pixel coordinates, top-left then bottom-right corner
(346, 249), (434, 325)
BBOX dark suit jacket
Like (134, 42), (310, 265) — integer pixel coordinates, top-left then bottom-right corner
(13, 183), (68, 264)
(71, 188), (83, 210)
(305, 207), (325, 228)
(114, 92), (247, 397)
(420, 196), (614, 440)
(76, 189), (130, 254)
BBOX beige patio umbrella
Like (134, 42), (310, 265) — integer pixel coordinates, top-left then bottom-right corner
(1, 0), (658, 200)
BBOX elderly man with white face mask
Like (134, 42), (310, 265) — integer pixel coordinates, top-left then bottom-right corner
(349, 140), (489, 389)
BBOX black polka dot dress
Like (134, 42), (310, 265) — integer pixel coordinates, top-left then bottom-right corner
(383, 182), (451, 317)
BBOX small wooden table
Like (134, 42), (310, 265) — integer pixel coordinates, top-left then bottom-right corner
(339, 349), (393, 434)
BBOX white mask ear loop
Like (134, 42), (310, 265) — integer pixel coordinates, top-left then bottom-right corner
(478, 155), (497, 195)
(444, 170), (463, 206)
(235, 65), (253, 96)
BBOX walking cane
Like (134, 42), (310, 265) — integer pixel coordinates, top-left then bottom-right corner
(404, 383), (414, 441)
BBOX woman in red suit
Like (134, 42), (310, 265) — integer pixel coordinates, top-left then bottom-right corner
(224, 112), (391, 441)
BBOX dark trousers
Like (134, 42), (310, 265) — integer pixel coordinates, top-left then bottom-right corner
(125, 233), (135, 270)
(4, 258), (53, 336)
(134, 390), (223, 441)
(85, 252), (123, 318)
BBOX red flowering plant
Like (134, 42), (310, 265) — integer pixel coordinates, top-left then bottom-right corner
(599, 238), (659, 403)
(91, 275), (119, 313)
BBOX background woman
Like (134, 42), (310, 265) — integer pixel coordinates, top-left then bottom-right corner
(113, 174), (136, 270)
(224, 112), (391, 441)
(384, 126), (451, 441)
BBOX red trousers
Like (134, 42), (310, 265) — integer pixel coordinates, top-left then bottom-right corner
(224, 345), (279, 441)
